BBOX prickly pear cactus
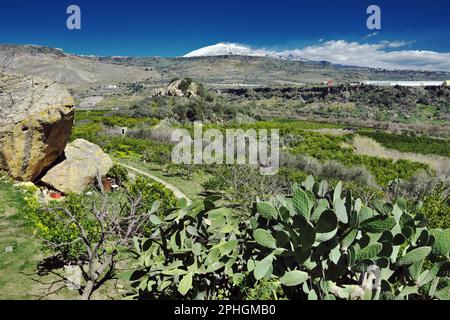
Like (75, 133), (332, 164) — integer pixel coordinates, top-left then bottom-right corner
(122, 177), (449, 300)
(250, 177), (450, 300)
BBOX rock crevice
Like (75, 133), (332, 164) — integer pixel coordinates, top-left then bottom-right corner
(0, 73), (75, 181)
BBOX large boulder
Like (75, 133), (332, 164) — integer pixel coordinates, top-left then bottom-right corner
(41, 139), (113, 194)
(153, 78), (204, 98)
(0, 73), (74, 181)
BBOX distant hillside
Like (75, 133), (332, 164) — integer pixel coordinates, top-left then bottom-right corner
(100, 55), (450, 88)
(0, 45), (449, 88)
(0, 45), (153, 87)
(221, 84), (450, 134)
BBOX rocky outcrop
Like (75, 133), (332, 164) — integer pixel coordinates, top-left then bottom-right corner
(0, 73), (74, 181)
(153, 78), (204, 98)
(41, 139), (113, 194)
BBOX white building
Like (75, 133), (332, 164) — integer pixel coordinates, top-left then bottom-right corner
(101, 84), (119, 89)
(362, 81), (444, 87)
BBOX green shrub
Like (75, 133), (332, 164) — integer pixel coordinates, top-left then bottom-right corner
(107, 164), (129, 186)
(359, 130), (450, 157)
(178, 78), (193, 93)
(126, 177), (176, 217)
(23, 177), (176, 261)
(202, 122), (429, 187)
(200, 165), (290, 209)
(289, 131), (428, 186)
(243, 278), (287, 300)
(201, 176), (229, 194)
(74, 110), (158, 130)
(422, 185), (450, 229)
(25, 192), (101, 260)
(70, 122), (103, 142)
(99, 136), (172, 164)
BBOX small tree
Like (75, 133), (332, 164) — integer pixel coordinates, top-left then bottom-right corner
(27, 175), (163, 300)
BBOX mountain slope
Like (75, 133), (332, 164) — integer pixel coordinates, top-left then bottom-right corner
(0, 45), (154, 87)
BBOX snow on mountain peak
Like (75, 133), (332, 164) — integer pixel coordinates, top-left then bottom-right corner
(183, 43), (308, 61)
(183, 43), (262, 57)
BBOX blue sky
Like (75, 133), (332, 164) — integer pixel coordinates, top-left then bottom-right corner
(0, 0), (448, 56)
(0, 0), (449, 70)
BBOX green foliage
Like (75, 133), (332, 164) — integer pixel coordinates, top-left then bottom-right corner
(107, 164), (129, 186)
(121, 198), (243, 299)
(201, 165), (290, 209)
(75, 110), (158, 129)
(0, 178), (59, 299)
(124, 177), (450, 300)
(201, 175), (229, 193)
(203, 121), (429, 187)
(204, 119), (344, 132)
(24, 192), (101, 260)
(422, 185), (450, 229)
(266, 85), (448, 125)
(70, 122), (103, 142)
(103, 116), (158, 128)
(288, 131), (428, 186)
(172, 96), (253, 123)
(244, 278), (287, 300)
(359, 130), (450, 157)
(126, 177), (176, 217)
(23, 176), (176, 261)
(72, 108), (174, 166)
(81, 134), (172, 164)
(178, 78), (193, 93)
(248, 176), (450, 300)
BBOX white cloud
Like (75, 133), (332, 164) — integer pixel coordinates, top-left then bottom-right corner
(289, 40), (450, 71)
(185, 41), (450, 72)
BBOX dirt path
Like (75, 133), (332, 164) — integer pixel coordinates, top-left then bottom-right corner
(116, 162), (192, 204)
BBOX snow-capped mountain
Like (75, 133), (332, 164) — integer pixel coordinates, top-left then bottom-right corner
(184, 43), (263, 57)
(184, 43), (308, 61)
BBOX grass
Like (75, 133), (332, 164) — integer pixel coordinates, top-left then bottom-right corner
(95, 95), (143, 109)
(0, 179), (52, 299)
(409, 104), (446, 125)
(203, 119), (345, 132)
(119, 158), (208, 201)
(75, 110), (159, 129)
(0, 179), (45, 299)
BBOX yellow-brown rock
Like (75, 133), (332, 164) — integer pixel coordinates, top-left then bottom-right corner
(41, 139), (113, 194)
(0, 73), (74, 181)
